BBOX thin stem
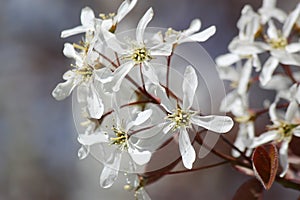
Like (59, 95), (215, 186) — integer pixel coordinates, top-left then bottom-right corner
(282, 64), (298, 84)
(97, 51), (119, 68)
(140, 63), (146, 91)
(195, 133), (237, 163)
(254, 103), (289, 118)
(166, 161), (229, 175)
(115, 52), (121, 66)
(219, 134), (252, 163)
(166, 52), (173, 97)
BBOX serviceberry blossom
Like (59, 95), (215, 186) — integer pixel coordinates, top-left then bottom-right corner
(250, 101), (300, 177)
(78, 104), (152, 188)
(52, 42), (105, 118)
(102, 8), (172, 92)
(156, 66), (234, 169)
(51, 0), (300, 198)
(164, 18), (216, 46)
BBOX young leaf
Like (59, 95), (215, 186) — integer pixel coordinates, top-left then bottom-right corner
(233, 178), (263, 200)
(252, 144), (279, 190)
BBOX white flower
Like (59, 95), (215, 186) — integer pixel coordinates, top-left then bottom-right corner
(101, 0), (137, 32)
(259, 4), (300, 85)
(217, 61), (255, 157)
(216, 6), (265, 71)
(78, 106), (153, 188)
(156, 66), (234, 169)
(61, 7), (100, 38)
(164, 18), (216, 45)
(52, 42), (107, 118)
(102, 8), (172, 92)
(258, 0), (287, 24)
(250, 102), (300, 177)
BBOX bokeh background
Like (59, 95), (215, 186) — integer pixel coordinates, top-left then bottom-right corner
(1, 0), (300, 199)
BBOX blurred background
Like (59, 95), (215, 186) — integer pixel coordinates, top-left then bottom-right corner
(1, 0), (300, 199)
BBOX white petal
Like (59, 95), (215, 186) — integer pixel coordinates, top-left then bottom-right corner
(155, 85), (174, 113)
(80, 7), (95, 26)
(269, 103), (278, 123)
(116, 0), (137, 22)
(163, 122), (175, 134)
(219, 91), (239, 112)
(229, 39), (269, 55)
(78, 132), (108, 146)
(63, 43), (79, 60)
(232, 129), (247, 158)
(128, 148), (152, 165)
(61, 26), (89, 38)
(126, 109), (152, 131)
(102, 29), (126, 53)
(184, 19), (201, 36)
(94, 68), (113, 83)
(179, 26), (216, 44)
(286, 43), (300, 53)
(293, 126), (300, 137)
(252, 54), (261, 71)
(216, 65), (239, 81)
(142, 62), (160, 86)
(271, 50), (300, 66)
(259, 56), (279, 86)
(262, 74), (291, 91)
(262, 0), (276, 9)
(87, 84), (104, 119)
(283, 3), (300, 38)
(215, 53), (241, 67)
(149, 43), (172, 56)
(267, 20), (279, 39)
(100, 150), (122, 188)
(179, 128), (196, 169)
(112, 62), (135, 92)
(285, 100), (298, 122)
(182, 66), (198, 110)
(77, 84), (88, 103)
(62, 70), (75, 80)
(136, 8), (154, 44)
(52, 79), (76, 100)
(249, 130), (278, 148)
(77, 145), (90, 160)
(237, 59), (252, 95)
(190, 115), (234, 133)
(279, 140), (289, 177)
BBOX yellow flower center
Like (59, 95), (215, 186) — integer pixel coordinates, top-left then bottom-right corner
(74, 65), (94, 81)
(267, 36), (288, 49)
(166, 108), (193, 130)
(131, 47), (152, 64)
(269, 121), (298, 142)
(111, 126), (128, 150)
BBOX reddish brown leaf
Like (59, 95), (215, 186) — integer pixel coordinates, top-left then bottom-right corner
(233, 178), (263, 200)
(252, 144), (279, 190)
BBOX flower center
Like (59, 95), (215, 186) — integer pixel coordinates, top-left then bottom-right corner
(131, 47), (152, 64)
(166, 108), (192, 130)
(270, 121), (298, 142)
(267, 36), (287, 49)
(111, 126), (128, 150)
(75, 65), (94, 81)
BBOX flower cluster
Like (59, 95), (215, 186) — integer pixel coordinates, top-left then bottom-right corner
(52, 0), (234, 198)
(216, 0), (300, 178)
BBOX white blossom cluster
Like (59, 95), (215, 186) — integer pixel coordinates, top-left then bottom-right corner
(52, 0), (234, 198)
(216, 0), (300, 178)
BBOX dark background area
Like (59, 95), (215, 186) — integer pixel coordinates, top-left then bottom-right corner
(0, 0), (299, 199)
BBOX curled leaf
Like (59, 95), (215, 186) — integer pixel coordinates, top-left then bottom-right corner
(252, 144), (278, 190)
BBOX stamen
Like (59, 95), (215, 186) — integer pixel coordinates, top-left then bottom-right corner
(166, 108), (192, 130)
